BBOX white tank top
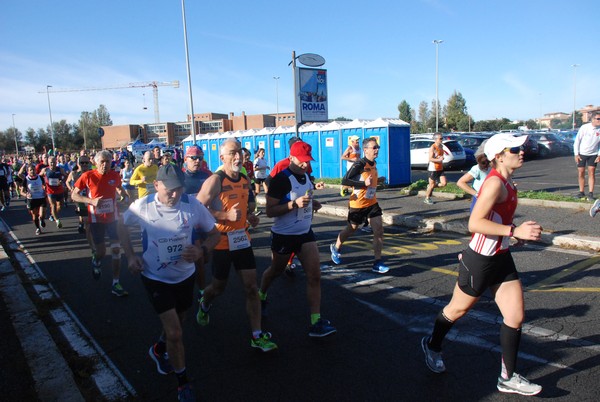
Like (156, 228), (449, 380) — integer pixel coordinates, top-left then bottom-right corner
(271, 171), (313, 235)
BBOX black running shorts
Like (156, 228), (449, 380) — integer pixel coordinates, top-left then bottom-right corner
(457, 247), (519, 297)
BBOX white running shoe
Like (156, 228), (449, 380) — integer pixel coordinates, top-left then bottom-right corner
(497, 373), (542, 396)
(590, 199), (600, 218)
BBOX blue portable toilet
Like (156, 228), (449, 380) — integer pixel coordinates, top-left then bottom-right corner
(318, 121), (345, 179)
(253, 127), (273, 166)
(270, 125), (295, 166)
(299, 122), (328, 178)
(340, 119), (371, 176)
(363, 118), (411, 186)
(207, 132), (225, 172)
(239, 129), (257, 157)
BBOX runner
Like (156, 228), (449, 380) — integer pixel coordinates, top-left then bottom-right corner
(330, 137), (389, 274)
(39, 156), (67, 228)
(421, 133), (543, 396)
(258, 141), (336, 338)
(66, 155), (92, 234)
(130, 151), (158, 199)
(20, 165), (47, 235)
(118, 164), (219, 402)
(195, 139), (277, 352)
(0, 158), (11, 211)
(71, 150), (128, 296)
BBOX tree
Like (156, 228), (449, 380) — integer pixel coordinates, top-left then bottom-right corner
(397, 100), (413, 123)
(525, 119), (538, 130)
(427, 99), (441, 132)
(417, 101), (430, 133)
(444, 91), (468, 131)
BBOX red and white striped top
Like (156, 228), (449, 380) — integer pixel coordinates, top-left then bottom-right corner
(468, 169), (517, 256)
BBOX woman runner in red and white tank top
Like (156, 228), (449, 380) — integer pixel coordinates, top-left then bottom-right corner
(421, 134), (544, 396)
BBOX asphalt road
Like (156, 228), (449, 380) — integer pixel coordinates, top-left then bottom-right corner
(3, 191), (600, 401)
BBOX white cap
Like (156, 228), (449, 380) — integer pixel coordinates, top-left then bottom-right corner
(484, 134), (528, 161)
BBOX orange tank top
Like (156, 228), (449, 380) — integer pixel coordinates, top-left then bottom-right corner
(214, 171), (251, 250)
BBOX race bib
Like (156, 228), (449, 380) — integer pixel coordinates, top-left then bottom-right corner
(366, 187), (376, 199)
(157, 235), (188, 263)
(48, 178), (60, 186)
(95, 198), (114, 214)
(227, 229), (251, 251)
(296, 200), (313, 221)
(29, 183), (43, 193)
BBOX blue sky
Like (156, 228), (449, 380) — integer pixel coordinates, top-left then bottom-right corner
(1, 0), (598, 134)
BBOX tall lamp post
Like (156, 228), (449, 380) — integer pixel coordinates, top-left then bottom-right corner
(181, 0), (197, 144)
(12, 114), (18, 155)
(46, 85), (56, 152)
(273, 76), (280, 128)
(572, 64), (579, 130)
(433, 39), (443, 132)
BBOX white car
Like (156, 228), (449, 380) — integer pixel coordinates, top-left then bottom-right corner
(409, 139), (466, 169)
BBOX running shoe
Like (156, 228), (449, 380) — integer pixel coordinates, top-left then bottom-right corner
(35, 228), (41, 236)
(92, 254), (102, 280)
(330, 243), (341, 265)
(372, 260), (390, 274)
(360, 225), (372, 233)
(49, 215), (55, 222)
(177, 383), (195, 402)
(196, 289), (204, 304)
(254, 210), (262, 216)
(250, 332), (278, 352)
(588, 192), (595, 201)
(590, 199), (600, 218)
(77, 223), (85, 234)
(111, 283), (129, 297)
(424, 198), (434, 205)
(309, 318), (337, 338)
(0, 206), (4, 212)
(56, 219), (63, 228)
(40, 219), (46, 228)
(577, 191), (586, 199)
(421, 336), (445, 373)
(497, 373), (542, 396)
(196, 298), (210, 326)
(148, 344), (173, 375)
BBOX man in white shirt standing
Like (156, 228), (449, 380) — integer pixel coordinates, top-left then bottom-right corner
(574, 111), (600, 200)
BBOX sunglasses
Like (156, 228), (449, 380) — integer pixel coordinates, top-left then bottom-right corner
(367, 145), (381, 150)
(188, 156), (202, 160)
(504, 146), (523, 154)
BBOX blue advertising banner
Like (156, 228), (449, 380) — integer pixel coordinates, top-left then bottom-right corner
(295, 67), (328, 123)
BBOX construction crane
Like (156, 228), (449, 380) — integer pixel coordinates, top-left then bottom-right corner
(39, 80), (180, 123)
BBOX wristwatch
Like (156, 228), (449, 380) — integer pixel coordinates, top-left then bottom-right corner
(292, 200), (298, 209)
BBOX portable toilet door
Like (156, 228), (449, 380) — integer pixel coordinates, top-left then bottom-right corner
(364, 118), (411, 186)
(207, 134), (223, 172)
(298, 123), (323, 178)
(319, 128), (342, 179)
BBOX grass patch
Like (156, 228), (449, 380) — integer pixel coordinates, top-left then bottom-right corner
(518, 191), (588, 203)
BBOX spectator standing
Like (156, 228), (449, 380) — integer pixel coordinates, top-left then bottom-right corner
(573, 111), (600, 200)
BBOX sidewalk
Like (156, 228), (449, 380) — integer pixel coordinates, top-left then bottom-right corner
(259, 185), (600, 252)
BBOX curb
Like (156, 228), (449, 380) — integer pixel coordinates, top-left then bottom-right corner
(0, 245), (85, 402)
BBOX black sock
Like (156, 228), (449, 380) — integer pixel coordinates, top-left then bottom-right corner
(175, 368), (188, 387)
(429, 310), (454, 352)
(34, 217), (40, 228)
(500, 323), (521, 379)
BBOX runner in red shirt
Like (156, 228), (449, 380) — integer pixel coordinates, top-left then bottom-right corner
(72, 150), (128, 296)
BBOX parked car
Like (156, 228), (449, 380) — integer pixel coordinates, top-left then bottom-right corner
(456, 135), (489, 152)
(527, 133), (566, 157)
(410, 139), (466, 169)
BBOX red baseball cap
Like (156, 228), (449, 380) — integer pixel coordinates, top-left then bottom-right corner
(290, 141), (314, 162)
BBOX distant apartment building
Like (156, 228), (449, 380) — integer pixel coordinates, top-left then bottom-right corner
(537, 105), (600, 129)
(101, 111), (297, 149)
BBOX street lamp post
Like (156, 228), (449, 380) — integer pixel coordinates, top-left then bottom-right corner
(433, 39), (443, 133)
(12, 114), (18, 155)
(273, 76), (280, 128)
(181, 0), (197, 144)
(572, 64), (579, 130)
(46, 85), (56, 152)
